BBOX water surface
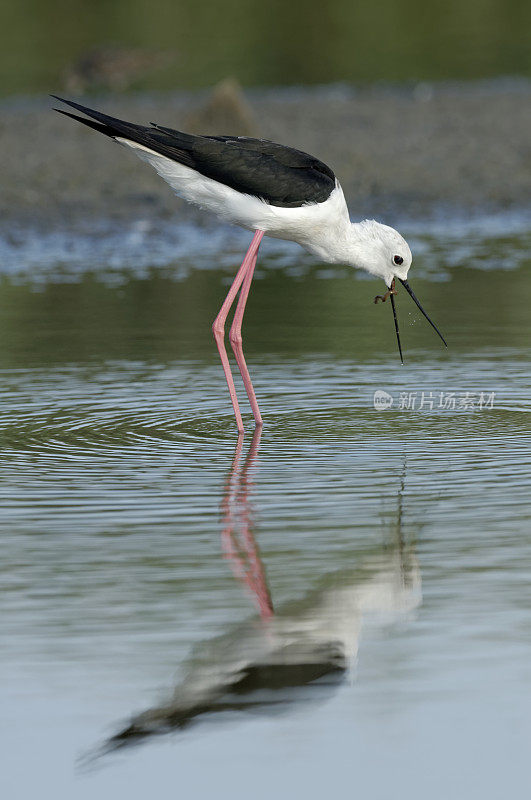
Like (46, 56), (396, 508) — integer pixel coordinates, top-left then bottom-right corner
(2, 217), (531, 798)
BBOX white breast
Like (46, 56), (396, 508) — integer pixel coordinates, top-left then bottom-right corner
(116, 138), (351, 254)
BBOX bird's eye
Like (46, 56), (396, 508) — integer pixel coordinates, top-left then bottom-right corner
(393, 255), (404, 266)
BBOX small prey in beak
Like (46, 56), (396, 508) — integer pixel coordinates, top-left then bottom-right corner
(374, 278), (397, 305)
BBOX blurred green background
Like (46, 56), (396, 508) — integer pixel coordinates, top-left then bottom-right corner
(1, 0), (531, 95)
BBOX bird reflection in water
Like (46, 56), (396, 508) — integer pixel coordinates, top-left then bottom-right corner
(101, 434), (420, 754)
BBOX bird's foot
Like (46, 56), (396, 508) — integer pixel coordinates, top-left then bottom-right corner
(374, 279), (396, 304)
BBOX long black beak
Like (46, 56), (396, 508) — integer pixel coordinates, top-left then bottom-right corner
(390, 292), (403, 365)
(398, 279), (447, 347)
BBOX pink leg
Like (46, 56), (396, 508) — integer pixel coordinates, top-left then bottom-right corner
(212, 230), (264, 434)
(229, 232), (265, 428)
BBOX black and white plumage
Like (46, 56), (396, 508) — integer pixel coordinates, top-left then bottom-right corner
(54, 96), (336, 207)
(53, 96), (414, 283)
(53, 96), (446, 432)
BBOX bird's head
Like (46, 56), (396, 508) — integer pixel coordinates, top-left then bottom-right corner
(354, 220), (412, 286)
(353, 220), (446, 363)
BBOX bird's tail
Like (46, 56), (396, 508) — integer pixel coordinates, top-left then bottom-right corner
(52, 95), (196, 166)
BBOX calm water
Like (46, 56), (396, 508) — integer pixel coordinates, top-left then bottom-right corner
(2, 215), (531, 798)
(2, 0), (531, 94)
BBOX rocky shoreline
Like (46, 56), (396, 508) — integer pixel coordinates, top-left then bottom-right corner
(1, 79), (530, 232)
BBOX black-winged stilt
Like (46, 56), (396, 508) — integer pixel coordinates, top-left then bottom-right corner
(53, 96), (446, 434)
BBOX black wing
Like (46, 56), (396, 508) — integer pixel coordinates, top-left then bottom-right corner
(52, 96), (336, 208)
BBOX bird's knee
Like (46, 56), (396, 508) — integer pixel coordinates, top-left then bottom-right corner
(212, 319), (224, 339)
(229, 328), (243, 348)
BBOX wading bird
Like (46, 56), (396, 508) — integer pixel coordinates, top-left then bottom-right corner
(53, 97), (446, 434)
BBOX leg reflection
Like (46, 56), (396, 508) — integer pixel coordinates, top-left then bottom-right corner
(221, 428), (273, 619)
(92, 457), (421, 760)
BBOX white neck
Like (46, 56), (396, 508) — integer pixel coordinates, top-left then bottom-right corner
(301, 220), (378, 269)
(300, 217), (398, 286)
(273, 183), (404, 286)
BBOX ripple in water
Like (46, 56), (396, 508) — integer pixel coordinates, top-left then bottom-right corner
(2, 214), (531, 796)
